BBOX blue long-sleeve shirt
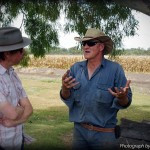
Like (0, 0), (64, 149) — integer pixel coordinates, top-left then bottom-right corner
(60, 58), (132, 128)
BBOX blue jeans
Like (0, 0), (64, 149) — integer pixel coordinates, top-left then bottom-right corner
(72, 123), (119, 150)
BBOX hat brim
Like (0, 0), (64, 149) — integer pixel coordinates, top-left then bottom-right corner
(74, 36), (110, 42)
(104, 39), (113, 55)
(0, 37), (31, 52)
(74, 36), (113, 55)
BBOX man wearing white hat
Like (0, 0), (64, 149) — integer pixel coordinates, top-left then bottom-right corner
(60, 28), (132, 149)
(0, 27), (33, 150)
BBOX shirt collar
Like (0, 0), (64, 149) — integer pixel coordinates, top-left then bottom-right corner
(79, 58), (106, 68)
(0, 64), (14, 75)
(79, 60), (87, 68)
(101, 57), (106, 67)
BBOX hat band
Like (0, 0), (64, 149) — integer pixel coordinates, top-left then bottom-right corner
(83, 36), (96, 38)
(0, 38), (23, 46)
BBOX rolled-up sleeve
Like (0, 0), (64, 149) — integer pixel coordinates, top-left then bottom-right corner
(60, 89), (74, 109)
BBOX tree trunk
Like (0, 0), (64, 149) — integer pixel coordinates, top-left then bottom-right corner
(113, 0), (150, 16)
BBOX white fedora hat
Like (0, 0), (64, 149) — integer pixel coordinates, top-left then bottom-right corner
(0, 27), (31, 52)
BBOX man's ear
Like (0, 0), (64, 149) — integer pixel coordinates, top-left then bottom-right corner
(99, 43), (105, 52)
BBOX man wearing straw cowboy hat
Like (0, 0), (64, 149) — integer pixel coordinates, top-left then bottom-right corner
(60, 28), (132, 149)
(0, 27), (33, 150)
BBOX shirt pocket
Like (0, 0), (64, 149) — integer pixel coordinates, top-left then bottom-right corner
(95, 84), (113, 106)
(15, 82), (25, 99)
(2, 84), (11, 98)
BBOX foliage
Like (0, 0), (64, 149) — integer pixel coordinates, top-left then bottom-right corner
(47, 47), (150, 55)
(0, 0), (138, 57)
(122, 48), (150, 55)
(19, 50), (31, 66)
(63, 0), (138, 48)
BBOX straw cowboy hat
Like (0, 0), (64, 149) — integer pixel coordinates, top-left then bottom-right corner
(0, 27), (31, 52)
(74, 28), (113, 54)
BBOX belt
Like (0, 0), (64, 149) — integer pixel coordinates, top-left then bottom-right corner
(81, 123), (115, 132)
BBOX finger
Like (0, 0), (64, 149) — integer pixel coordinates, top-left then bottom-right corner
(108, 88), (121, 98)
(126, 80), (131, 88)
(70, 81), (80, 88)
(114, 87), (120, 93)
(66, 69), (70, 76)
(120, 87), (124, 93)
(68, 78), (76, 84)
(62, 70), (71, 81)
(66, 78), (76, 88)
(62, 70), (69, 80)
(64, 76), (73, 84)
(108, 88), (116, 96)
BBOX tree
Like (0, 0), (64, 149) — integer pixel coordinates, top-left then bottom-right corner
(113, 0), (150, 16)
(0, 0), (139, 57)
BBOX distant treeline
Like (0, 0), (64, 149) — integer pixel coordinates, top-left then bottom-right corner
(116, 48), (150, 56)
(27, 47), (150, 56)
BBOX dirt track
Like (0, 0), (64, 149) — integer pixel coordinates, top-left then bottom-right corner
(16, 67), (150, 94)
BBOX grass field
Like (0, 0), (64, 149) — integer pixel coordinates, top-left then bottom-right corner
(19, 73), (150, 150)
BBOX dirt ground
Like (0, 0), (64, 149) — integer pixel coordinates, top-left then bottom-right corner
(16, 67), (150, 93)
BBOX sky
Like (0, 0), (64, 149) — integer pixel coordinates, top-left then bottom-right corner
(14, 11), (150, 50)
(122, 12), (150, 50)
(59, 11), (150, 50)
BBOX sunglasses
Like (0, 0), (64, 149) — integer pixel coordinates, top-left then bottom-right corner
(81, 41), (100, 47)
